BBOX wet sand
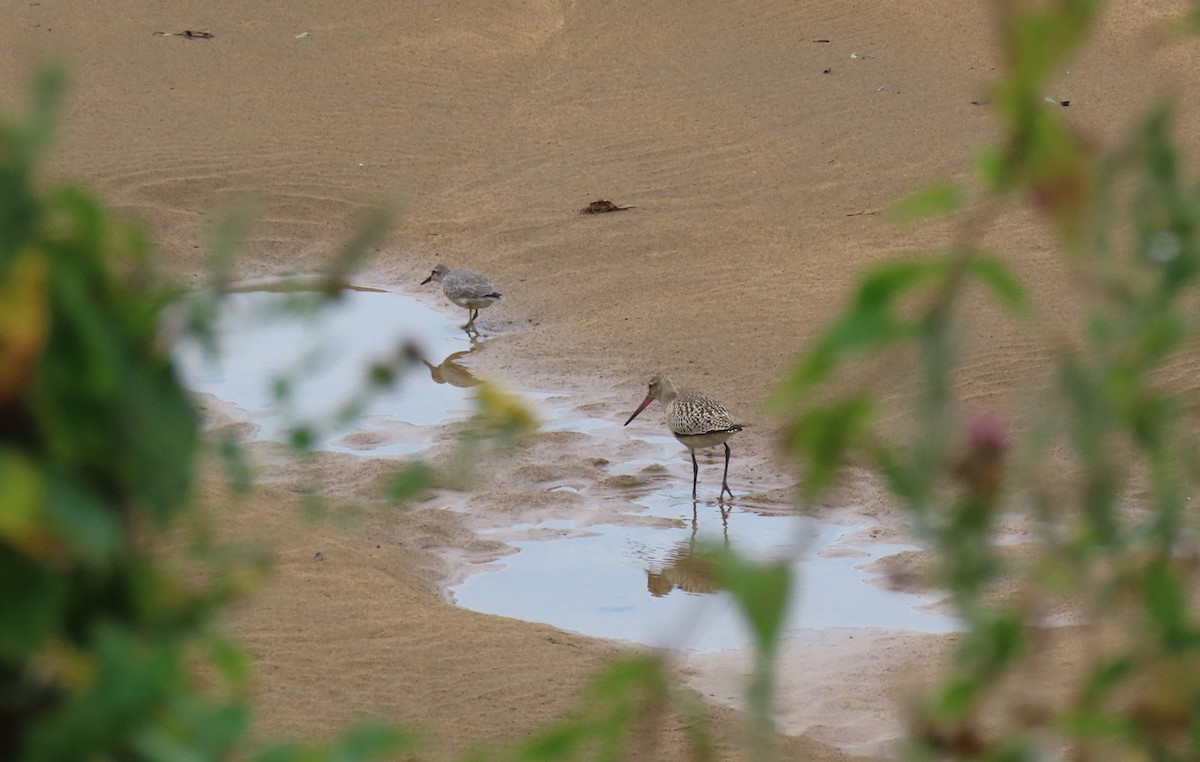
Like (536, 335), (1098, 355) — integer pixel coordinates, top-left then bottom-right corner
(6, 1), (1200, 758)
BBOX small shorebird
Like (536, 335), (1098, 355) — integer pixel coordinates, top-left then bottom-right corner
(624, 374), (744, 500)
(421, 263), (501, 333)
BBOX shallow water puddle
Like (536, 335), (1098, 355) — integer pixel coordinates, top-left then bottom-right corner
(175, 288), (959, 652)
(174, 285), (480, 454)
(450, 483), (959, 653)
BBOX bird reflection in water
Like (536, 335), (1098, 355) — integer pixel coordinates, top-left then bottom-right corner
(421, 350), (480, 388)
(646, 503), (730, 597)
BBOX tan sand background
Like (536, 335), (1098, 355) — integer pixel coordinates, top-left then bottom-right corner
(5, 1), (1200, 759)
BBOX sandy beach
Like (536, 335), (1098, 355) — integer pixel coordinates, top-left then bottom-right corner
(6, 1), (1200, 758)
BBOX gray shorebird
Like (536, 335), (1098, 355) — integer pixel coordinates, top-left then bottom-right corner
(421, 263), (501, 333)
(624, 374), (744, 500)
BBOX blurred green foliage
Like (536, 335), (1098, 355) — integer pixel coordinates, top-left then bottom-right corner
(0, 68), (411, 762)
(13, 1), (1200, 760)
(0, 63), (676, 762)
(777, 0), (1200, 758)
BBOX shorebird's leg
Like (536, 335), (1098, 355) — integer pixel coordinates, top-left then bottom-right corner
(691, 450), (699, 500)
(464, 309), (478, 333)
(720, 443), (734, 500)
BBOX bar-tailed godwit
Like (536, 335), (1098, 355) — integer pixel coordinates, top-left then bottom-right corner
(421, 263), (501, 333)
(624, 374), (744, 500)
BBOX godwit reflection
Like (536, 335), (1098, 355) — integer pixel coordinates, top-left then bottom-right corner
(646, 504), (730, 597)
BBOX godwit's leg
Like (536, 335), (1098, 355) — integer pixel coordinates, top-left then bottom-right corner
(720, 442), (734, 500)
(691, 450), (699, 500)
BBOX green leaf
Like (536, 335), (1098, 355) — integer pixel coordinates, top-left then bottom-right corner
(0, 546), (64, 660)
(974, 145), (1013, 191)
(208, 636), (251, 686)
(966, 256), (1028, 312)
(870, 442), (932, 508)
(386, 461), (433, 502)
(218, 431), (253, 494)
(708, 547), (790, 652)
(327, 206), (393, 290)
(787, 394), (874, 497)
(976, 609), (1026, 671)
(1082, 654), (1136, 702)
(24, 65), (66, 160)
(289, 425), (316, 452)
(251, 742), (310, 762)
(44, 476), (122, 566)
(585, 654), (665, 701)
(788, 259), (944, 387)
(328, 721), (415, 760)
(512, 656), (666, 762)
(205, 204), (257, 293)
(0, 449), (44, 545)
(932, 676), (979, 717)
(888, 183), (965, 223)
(1142, 555), (1187, 646)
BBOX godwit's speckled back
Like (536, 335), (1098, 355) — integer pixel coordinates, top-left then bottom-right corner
(639, 375), (737, 437)
(666, 390), (737, 437)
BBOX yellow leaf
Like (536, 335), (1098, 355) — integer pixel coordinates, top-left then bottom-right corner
(472, 380), (538, 436)
(0, 250), (49, 403)
(34, 642), (95, 692)
(0, 451), (48, 551)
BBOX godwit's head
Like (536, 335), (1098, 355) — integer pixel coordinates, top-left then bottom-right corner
(624, 374), (677, 426)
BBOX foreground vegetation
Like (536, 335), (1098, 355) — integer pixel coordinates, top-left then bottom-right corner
(3, 1), (1200, 760)
(779, 1), (1200, 758)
